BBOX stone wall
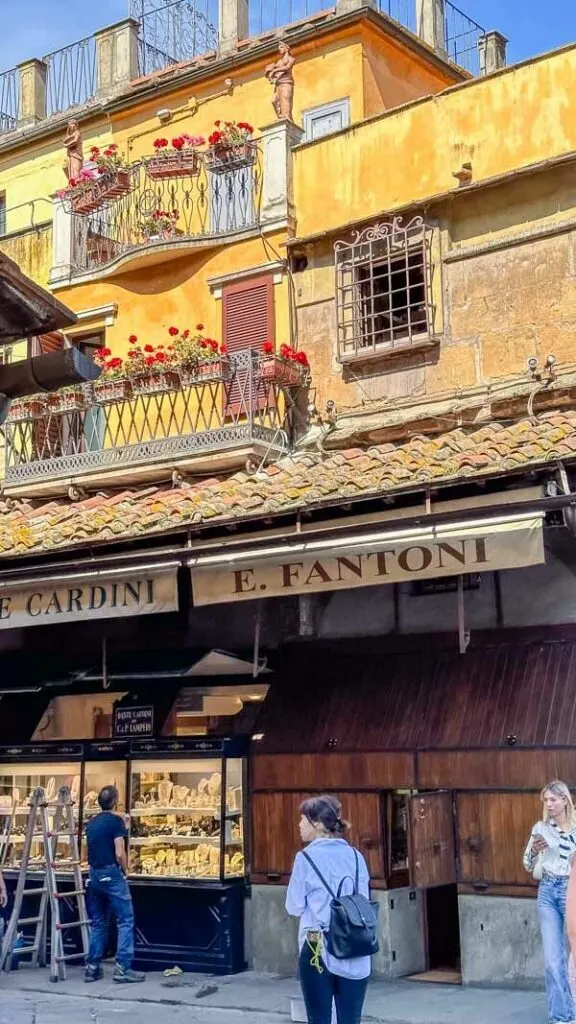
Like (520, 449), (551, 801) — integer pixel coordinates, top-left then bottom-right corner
(459, 895), (544, 989)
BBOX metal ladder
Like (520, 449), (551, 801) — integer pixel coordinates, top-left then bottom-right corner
(0, 785), (90, 981)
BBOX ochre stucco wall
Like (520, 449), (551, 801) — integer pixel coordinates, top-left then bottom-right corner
(0, 223), (52, 287)
(293, 45), (576, 240)
(54, 230), (289, 357)
(294, 163), (576, 417)
(362, 25), (458, 116)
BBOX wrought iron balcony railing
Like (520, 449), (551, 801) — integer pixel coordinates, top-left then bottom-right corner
(67, 150), (262, 276)
(2, 350), (302, 493)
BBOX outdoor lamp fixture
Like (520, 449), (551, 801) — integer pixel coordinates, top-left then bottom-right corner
(0, 252), (100, 425)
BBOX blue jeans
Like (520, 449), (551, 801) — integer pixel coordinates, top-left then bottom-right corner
(299, 946), (369, 1024)
(538, 876), (575, 1023)
(87, 865), (134, 970)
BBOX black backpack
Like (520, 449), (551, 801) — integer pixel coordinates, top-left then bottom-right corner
(302, 847), (379, 960)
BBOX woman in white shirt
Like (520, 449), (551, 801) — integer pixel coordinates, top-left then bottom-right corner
(523, 780), (576, 1024)
(286, 794), (371, 1024)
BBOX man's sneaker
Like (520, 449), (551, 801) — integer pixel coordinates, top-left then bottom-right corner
(113, 963), (145, 984)
(85, 963), (103, 983)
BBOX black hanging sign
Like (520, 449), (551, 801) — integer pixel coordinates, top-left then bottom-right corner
(113, 705), (154, 739)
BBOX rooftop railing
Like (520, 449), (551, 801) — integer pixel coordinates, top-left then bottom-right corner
(45, 36), (97, 117)
(0, 67), (18, 134)
(132, 0), (219, 75)
(444, 0), (485, 75)
(249, 0), (332, 35)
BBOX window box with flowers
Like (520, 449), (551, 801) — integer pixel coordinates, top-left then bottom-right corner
(58, 170), (101, 215)
(147, 135), (205, 179)
(46, 385), (89, 414)
(7, 395), (47, 422)
(125, 336), (181, 395)
(260, 343), (310, 387)
(89, 144), (133, 202)
(140, 209), (182, 243)
(93, 348), (132, 403)
(170, 325), (230, 385)
(205, 121), (256, 175)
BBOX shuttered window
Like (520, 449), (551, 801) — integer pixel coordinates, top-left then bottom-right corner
(222, 274), (275, 417)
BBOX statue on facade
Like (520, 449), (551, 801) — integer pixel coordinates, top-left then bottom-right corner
(64, 119), (83, 182)
(265, 43), (296, 121)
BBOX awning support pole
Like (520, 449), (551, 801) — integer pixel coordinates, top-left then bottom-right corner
(253, 605), (262, 679)
(457, 577), (470, 655)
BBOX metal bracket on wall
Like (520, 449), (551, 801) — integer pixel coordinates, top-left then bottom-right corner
(457, 576), (471, 655)
(126, 79), (234, 157)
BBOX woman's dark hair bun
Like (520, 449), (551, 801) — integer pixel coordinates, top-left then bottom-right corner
(300, 794), (351, 836)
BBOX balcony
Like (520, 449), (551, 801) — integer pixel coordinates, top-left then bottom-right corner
(64, 150), (262, 279)
(2, 350), (307, 497)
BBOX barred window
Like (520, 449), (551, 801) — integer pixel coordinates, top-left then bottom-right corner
(335, 216), (434, 362)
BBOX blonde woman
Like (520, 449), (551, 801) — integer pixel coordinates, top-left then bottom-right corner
(524, 780), (576, 1024)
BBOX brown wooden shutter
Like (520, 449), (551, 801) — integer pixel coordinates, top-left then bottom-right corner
(222, 274), (275, 417)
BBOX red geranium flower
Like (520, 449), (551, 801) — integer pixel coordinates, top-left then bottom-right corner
(214, 120), (221, 127)
(262, 341), (274, 355)
(155, 351), (166, 362)
(196, 323), (204, 331)
(208, 131), (222, 146)
(182, 329), (190, 339)
(220, 342), (227, 354)
(145, 356), (155, 366)
(143, 344), (154, 353)
(172, 136), (184, 150)
(295, 351), (309, 366)
(168, 326), (179, 337)
(127, 350), (137, 358)
(154, 138), (168, 149)
(110, 357), (123, 369)
(129, 334), (137, 343)
(100, 347), (112, 357)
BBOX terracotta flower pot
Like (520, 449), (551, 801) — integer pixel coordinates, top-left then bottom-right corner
(8, 397), (47, 421)
(95, 168), (133, 201)
(46, 388), (88, 414)
(147, 152), (201, 179)
(71, 184), (101, 215)
(131, 370), (181, 395)
(205, 141), (255, 175)
(260, 354), (307, 387)
(93, 378), (133, 403)
(180, 357), (230, 386)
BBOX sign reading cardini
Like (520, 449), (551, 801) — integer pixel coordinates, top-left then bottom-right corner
(0, 569), (179, 629)
(190, 514), (545, 606)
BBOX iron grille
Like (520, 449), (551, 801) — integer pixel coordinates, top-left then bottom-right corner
(3, 351), (296, 487)
(335, 215), (435, 362)
(69, 150), (262, 276)
(132, 0), (218, 74)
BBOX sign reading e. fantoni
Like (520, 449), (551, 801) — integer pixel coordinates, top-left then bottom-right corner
(0, 570), (179, 629)
(190, 514), (545, 606)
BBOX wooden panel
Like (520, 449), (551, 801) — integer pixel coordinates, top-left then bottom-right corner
(419, 749), (576, 790)
(251, 791), (385, 881)
(257, 638), (576, 752)
(409, 792), (456, 888)
(251, 752), (414, 791)
(456, 791), (539, 886)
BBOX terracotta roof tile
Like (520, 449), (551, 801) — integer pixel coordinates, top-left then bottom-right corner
(0, 412), (575, 560)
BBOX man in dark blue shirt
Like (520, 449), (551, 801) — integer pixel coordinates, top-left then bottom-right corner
(85, 785), (144, 984)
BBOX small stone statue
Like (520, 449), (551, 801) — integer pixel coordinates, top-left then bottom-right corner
(265, 42), (296, 121)
(64, 119), (83, 182)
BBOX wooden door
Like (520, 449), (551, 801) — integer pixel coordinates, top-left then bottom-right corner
(456, 791), (538, 886)
(222, 274), (274, 418)
(409, 791), (457, 888)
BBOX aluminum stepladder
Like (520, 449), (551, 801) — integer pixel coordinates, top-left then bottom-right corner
(0, 784), (91, 981)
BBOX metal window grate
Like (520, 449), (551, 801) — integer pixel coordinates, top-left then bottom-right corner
(335, 216), (435, 362)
